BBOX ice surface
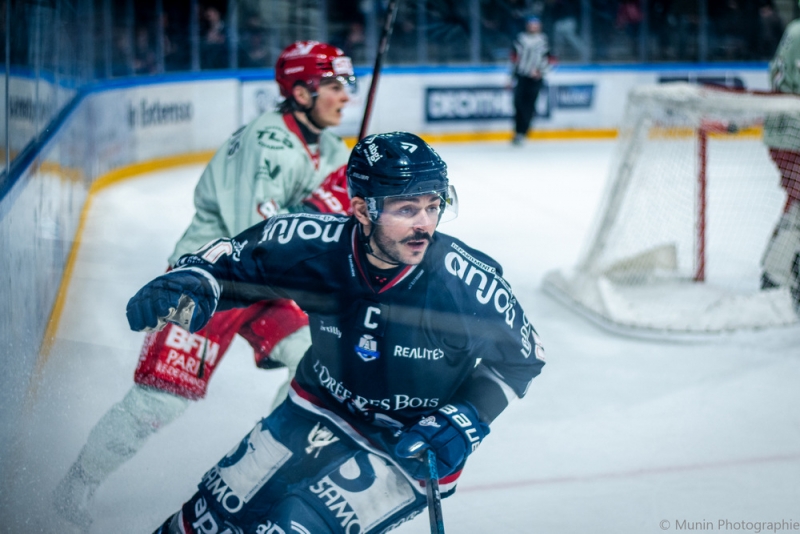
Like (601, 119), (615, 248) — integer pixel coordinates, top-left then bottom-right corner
(2, 140), (798, 533)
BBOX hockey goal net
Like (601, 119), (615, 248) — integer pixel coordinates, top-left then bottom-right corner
(543, 82), (800, 337)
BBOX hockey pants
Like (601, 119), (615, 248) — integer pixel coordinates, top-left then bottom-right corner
(153, 397), (431, 534)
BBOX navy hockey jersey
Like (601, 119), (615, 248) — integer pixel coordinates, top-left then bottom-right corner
(175, 213), (545, 429)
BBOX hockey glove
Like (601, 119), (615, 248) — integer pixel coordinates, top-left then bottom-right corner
(126, 269), (217, 334)
(302, 165), (350, 215)
(394, 402), (490, 480)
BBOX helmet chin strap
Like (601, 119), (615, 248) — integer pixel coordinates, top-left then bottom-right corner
(300, 94), (326, 131)
(357, 222), (403, 267)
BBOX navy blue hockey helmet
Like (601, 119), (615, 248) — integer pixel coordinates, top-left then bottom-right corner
(347, 132), (457, 224)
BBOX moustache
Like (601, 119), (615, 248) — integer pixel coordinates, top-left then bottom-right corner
(401, 232), (432, 244)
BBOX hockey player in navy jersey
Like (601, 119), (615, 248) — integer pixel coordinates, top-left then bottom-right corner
(127, 131), (546, 534)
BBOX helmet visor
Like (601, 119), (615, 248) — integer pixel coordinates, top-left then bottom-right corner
(329, 56), (357, 94)
(320, 73), (358, 95)
(367, 185), (458, 226)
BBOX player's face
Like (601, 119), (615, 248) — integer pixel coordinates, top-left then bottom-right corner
(309, 79), (350, 128)
(370, 194), (441, 266)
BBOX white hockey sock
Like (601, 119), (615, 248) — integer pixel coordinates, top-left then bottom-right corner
(71, 384), (190, 484)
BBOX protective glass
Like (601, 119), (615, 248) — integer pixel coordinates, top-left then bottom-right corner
(368, 185), (459, 226)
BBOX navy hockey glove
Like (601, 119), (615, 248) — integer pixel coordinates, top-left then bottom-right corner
(126, 270), (217, 334)
(394, 402), (490, 480)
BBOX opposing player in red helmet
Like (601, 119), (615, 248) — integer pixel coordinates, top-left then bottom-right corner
(52, 41), (356, 532)
(275, 40), (356, 99)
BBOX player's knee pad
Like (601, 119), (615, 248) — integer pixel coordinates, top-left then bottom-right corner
(762, 203), (800, 294)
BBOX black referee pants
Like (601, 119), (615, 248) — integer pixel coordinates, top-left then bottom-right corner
(513, 75), (543, 136)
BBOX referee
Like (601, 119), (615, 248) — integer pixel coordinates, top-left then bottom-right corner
(511, 16), (551, 146)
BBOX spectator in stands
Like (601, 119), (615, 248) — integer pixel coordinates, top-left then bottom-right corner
(239, 14), (270, 68)
(201, 5), (227, 69)
(758, 0), (785, 58)
(546, 0), (586, 60)
(112, 27), (134, 77)
(134, 27), (157, 75)
(163, 6), (191, 72)
(590, 0), (616, 60)
(714, 0), (749, 59)
(344, 21), (367, 63)
(615, 0), (643, 58)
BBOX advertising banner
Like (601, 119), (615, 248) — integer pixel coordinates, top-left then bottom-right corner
(119, 80), (238, 162)
(300, 66), (770, 137)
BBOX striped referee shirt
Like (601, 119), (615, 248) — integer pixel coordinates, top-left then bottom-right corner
(513, 32), (549, 78)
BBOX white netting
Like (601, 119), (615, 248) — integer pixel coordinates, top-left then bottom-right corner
(543, 82), (800, 337)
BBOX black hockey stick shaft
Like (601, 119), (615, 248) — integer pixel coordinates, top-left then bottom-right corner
(425, 449), (446, 534)
(358, 0), (401, 140)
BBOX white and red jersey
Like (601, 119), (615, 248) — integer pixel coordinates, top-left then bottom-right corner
(168, 111), (349, 265)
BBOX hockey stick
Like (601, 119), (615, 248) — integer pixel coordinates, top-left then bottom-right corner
(425, 449), (446, 534)
(358, 0), (401, 140)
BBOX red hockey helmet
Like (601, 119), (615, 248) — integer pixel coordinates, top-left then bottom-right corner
(275, 41), (356, 99)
